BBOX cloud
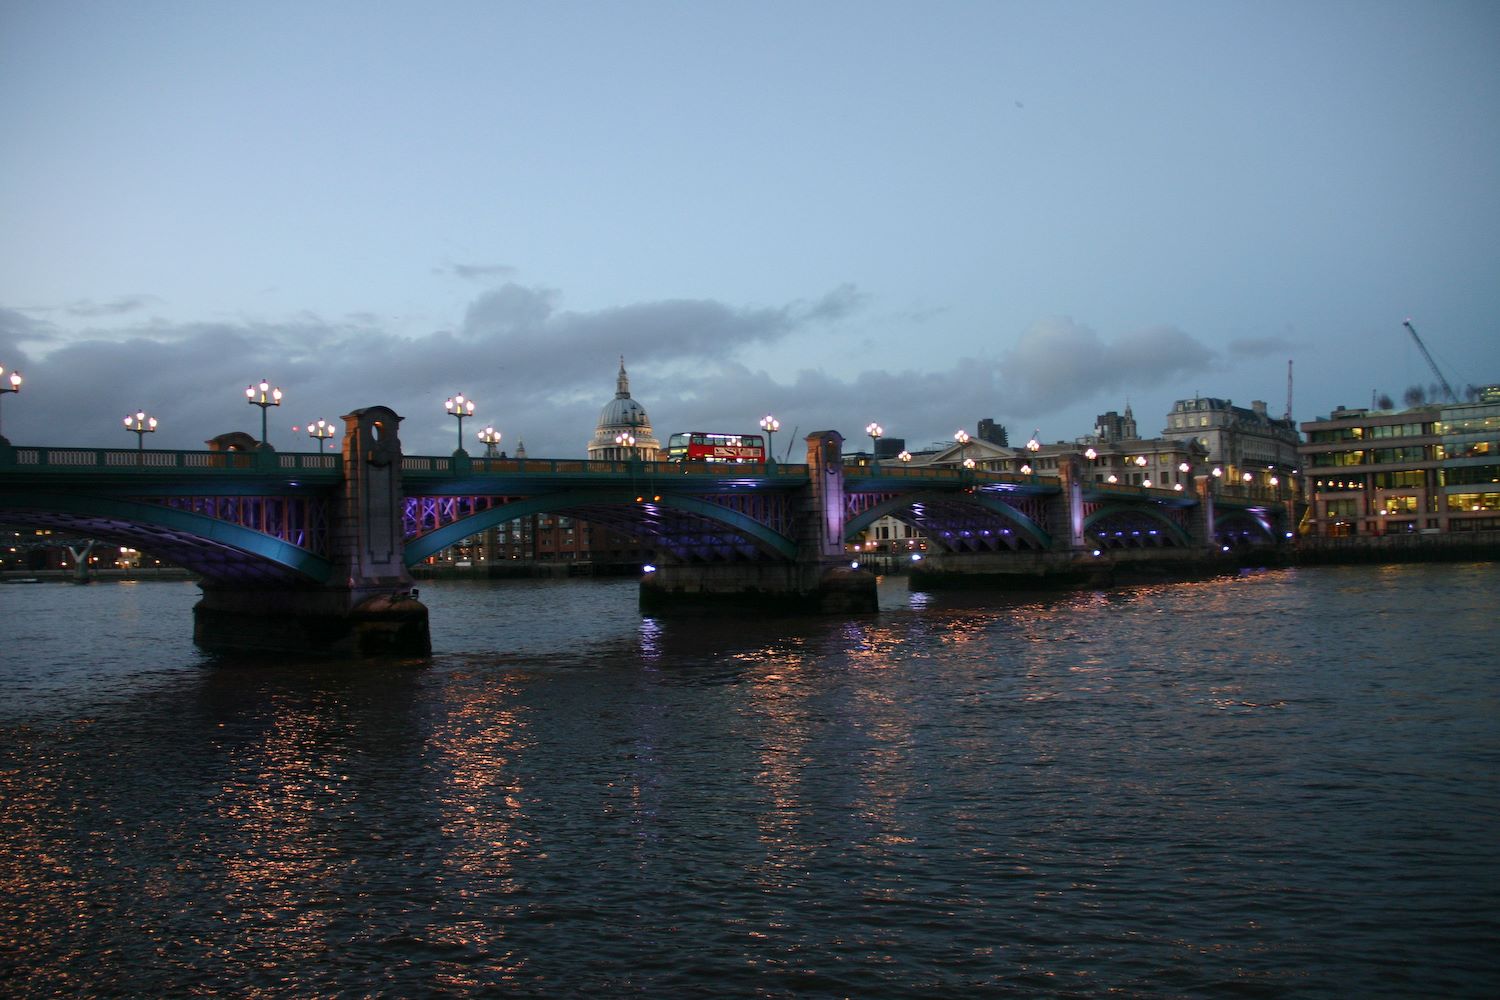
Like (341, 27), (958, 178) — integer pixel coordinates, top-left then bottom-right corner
(0, 287), (1225, 463)
(996, 317), (1218, 416)
(0, 284), (868, 456)
(0, 307), (59, 358)
(1227, 335), (1296, 359)
(65, 295), (158, 318)
(435, 261), (517, 281)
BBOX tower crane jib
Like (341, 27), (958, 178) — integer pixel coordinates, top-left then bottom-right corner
(1401, 320), (1459, 404)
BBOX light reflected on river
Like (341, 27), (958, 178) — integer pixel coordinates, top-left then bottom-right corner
(1, 566), (1498, 996)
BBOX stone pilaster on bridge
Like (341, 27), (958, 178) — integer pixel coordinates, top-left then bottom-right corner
(639, 430), (877, 614)
(1193, 474), (1219, 548)
(193, 405), (430, 657)
(1054, 456), (1088, 551)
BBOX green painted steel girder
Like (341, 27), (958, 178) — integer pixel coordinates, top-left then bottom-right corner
(0, 489), (333, 582)
(403, 488), (799, 564)
(1082, 503), (1194, 546)
(845, 490), (1052, 549)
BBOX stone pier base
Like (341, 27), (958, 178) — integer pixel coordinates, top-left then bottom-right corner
(640, 561), (878, 615)
(193, 584), (431, 657)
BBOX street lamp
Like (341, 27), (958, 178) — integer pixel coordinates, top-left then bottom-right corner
(445, 394), (474, 454)
(1025, 432), (1040, 476)
(614, 429), (636, 461)
(0, 364), (22, 437)
(866, 422), (883, 460)
(123, 410), (157, 461)
(954, 428), (970, 469)
(477, 425), (502, 458)
(308, 418), (336, 453)
(898, 449), (912, 465)
(759, 414), (779, 463)
(245, 379), (282, 447)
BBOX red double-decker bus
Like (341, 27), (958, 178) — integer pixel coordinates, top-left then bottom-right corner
(666, 432), (766, 463)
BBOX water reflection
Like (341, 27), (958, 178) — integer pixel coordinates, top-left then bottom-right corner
(1, 567), (1497, 996)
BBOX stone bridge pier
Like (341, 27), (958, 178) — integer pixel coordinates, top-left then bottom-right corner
(639, 430), (878, 614)
(193, 406), (431, 657)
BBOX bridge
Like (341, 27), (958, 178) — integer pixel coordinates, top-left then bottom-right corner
(0, 407), (1293, 655)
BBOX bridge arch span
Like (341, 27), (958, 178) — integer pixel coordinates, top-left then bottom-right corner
(1213, 508), (1278, 547)
(402, 489), (799, 565)
(1083, 502), (1193, 549)
(845, 490), (1052, 552)
(0, 491), (333, 583)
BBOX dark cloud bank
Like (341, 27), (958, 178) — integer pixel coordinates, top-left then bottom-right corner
(0, 286), (1222, 457)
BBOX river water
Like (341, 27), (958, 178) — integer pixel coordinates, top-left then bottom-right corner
(1, 565), (1497, 998)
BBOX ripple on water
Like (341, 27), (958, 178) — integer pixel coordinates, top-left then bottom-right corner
(1, 566), (1498, 996)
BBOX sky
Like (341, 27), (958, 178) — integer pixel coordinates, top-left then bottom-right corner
(2, 0), (1498, 459)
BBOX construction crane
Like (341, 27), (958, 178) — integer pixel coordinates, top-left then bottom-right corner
(1401, 319), (1459, 404)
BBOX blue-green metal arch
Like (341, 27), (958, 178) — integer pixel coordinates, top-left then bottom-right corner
(403, 488), (799, 564)
(845, 490), (1052, 549)
(1082, 502), (1193, 546)
(1213, 508), (1275, 540)
(0, 490), (334, 581)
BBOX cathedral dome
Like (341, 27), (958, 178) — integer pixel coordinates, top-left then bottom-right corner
(588, 358), (662, 461)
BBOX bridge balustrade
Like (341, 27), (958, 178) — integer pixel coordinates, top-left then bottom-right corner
(399, 456), (812, 478)
(5, 446), (344, 474)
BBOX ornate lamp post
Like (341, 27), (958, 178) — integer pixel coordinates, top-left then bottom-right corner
(865, 422), (883, 460)
(614, 429), (636, 462)
(477, 425), (502, 458)
(954, 428), (971, 470)
(898, 449), (912, 465)
(0, 364), (22, 437)
(1024, 432), (1040, 476)
(445, 394), (474, 454)
(759, 414), (779, 464)
(245, 379), (282, 447)
(308, 418), (336, 453)
(123, 410), (157, 462)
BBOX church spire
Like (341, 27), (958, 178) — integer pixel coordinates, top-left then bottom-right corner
(616, 356), (631, 399)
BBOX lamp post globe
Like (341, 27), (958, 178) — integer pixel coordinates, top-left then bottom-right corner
(477, 425), (502, 458)
(308, 418), (336, 453)
(0, 364), (21, 438)
(954, 429), (970, 470)
(759, 414), (779, 463)
(614, 430), (636, 461)
(865, 422), (883, 459)
(445, 394), (475, 454)
(123, 410), (157, 462)
(245, 379), (282, 447)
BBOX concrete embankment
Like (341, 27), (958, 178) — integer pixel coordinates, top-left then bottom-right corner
(1293, 531), (1500, 566)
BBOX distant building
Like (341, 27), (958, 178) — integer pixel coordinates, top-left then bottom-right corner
(587, 357), (662, 461)
(1160, 396), (1301, 487)
(1092, 407), (1138, 443)
(976, 418), (1009, 447)
(902, 409), (1210, 490)
(1298, 386), (1500, 536)
(427, 360), (660, 569)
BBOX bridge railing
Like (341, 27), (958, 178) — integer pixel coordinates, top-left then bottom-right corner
(4, 446), (343, 474)
(402, 456), (811, 478)
(849, 465), (1044, 488)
